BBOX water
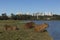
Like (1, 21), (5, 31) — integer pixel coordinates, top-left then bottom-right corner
(32, 20), (60, 40)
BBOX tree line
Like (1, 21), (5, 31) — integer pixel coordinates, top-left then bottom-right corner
(0, 13), (33, 20)
(0, 13), (60, 20)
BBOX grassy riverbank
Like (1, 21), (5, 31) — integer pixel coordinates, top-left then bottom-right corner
(0, 20), (53, 40)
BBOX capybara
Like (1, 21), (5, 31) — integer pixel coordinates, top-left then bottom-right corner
(34, 23), (49, 32)
(25, 22), (35, 29)
(4, 24), (19, 31)
(4, 24), (12, 31)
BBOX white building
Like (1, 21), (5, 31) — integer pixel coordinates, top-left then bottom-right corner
(16, 12), (23, 15)
(32, 12), (53, 16)
(44, 12), (53, 16)
(25, 12), (30, 15)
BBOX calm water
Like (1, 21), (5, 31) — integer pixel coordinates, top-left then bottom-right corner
(31, 20), (60, 40)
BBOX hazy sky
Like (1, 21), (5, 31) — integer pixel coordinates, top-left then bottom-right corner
(0, 0), (60, 15)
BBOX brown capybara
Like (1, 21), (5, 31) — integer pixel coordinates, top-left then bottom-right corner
(4, 24), (19, 31)
(34, 23), (49, 32)
(4, 24), (11, 31)
(25, 22), (35, 29)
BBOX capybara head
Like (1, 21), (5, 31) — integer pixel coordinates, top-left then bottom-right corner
(42, 23), (49, 28)
(25, 22), (35, 29)
(34, 23), (49, 32)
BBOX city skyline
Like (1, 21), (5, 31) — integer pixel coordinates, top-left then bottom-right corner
(0, 0), (60, 15)
(0, 12), (54, 16)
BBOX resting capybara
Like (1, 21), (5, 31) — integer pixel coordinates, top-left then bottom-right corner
(4, 24), (19, 31)
(25, 22), (35, 29)
(34, 23), (49, 32)
(4, 24), (11, 31)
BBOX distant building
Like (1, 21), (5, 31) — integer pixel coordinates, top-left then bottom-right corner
(16, 12), (53, 16)
(16, 12), (23, 16)
(44, 12), (53, 16)
(25, 12), (30, 15)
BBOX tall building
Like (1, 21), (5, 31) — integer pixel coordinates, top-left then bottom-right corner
(45, 12), (53, 16)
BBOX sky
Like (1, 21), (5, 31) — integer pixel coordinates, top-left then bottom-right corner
(0, 0), (60, 15)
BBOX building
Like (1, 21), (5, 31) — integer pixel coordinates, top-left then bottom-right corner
(16, 12), (23, 16)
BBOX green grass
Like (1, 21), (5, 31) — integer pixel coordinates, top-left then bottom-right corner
(0, 20), (53, 40)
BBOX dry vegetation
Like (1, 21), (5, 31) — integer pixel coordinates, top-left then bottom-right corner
(0, 20), (53, 40)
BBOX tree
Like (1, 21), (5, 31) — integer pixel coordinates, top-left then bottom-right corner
(1, 13), (8, 20)
(11, 13), (17, 20)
